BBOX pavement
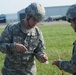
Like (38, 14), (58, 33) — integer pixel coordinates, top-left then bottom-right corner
(0, 23), (7, 28)
(38, 21), (70, 25)
(0, 21), (70, 28)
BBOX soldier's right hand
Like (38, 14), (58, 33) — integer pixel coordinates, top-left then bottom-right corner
(15, 43), (28, 53)
(52, 59), (62, 70)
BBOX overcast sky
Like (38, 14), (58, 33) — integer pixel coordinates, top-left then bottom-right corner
(0, 0), (76, 14)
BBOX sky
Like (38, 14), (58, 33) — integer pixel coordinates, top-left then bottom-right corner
(0, 0), (76, 14)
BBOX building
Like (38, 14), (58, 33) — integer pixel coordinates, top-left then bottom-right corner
(17, 5), (71, 21)
(45, 5), (70, 19)
(0, 5), (71, 23)
(5, 13), (19, 24)
(17, 8), (26, 21)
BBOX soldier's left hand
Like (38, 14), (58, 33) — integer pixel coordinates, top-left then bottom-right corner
(40, 54), (48, 63)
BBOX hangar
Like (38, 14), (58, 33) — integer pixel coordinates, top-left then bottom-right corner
(0, 5), (71, 24)
(5, 13), (19, 23)
(17, 5), (70, 21)
(17, 9), (26, 21)
(0, 14), (19, 24)
(45, 5), (70, 19)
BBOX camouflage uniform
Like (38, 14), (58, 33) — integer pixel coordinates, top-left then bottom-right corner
(59, 41), (76, 74)
(0, 21), (46, 75)
(58, 4), (76, 75)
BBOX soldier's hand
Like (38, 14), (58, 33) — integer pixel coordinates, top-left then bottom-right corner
(52, 59), (62, 69)
(15, 43), (28, 53)
(40, 54), (48, 63)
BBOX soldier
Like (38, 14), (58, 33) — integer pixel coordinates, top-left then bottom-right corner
(0, 2), (48, 75)
(52, 4), (76, 75)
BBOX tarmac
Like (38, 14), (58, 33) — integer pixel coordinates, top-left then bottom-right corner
(38, 21), (70, 25)
(0, 21), (70, 28)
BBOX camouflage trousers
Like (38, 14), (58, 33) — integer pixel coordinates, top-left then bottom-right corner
(1, 67), (34, 75)
(2, 68), (25, 75)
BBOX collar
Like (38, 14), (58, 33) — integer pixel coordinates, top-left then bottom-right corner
(20, 20), (36, 36)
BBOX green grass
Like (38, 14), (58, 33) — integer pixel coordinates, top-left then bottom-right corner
(0, 28), (5, 75)
(0, 24), (75, 75)
(36, 24), (75, 75)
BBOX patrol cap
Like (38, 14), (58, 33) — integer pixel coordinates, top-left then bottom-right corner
(25, 2), (45, 21)
(66, 4), (76, 22)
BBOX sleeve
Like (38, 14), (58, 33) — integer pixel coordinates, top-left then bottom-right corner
(0, 25), (16, 54)
(34, 28), (47, 61)
(59, 41), (76, 74)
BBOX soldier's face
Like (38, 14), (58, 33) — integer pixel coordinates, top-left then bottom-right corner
(70, 20), (76, 32)
(29, 17), (38, 28)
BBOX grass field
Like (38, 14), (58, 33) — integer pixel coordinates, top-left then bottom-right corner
(0, 24), (76, 75)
